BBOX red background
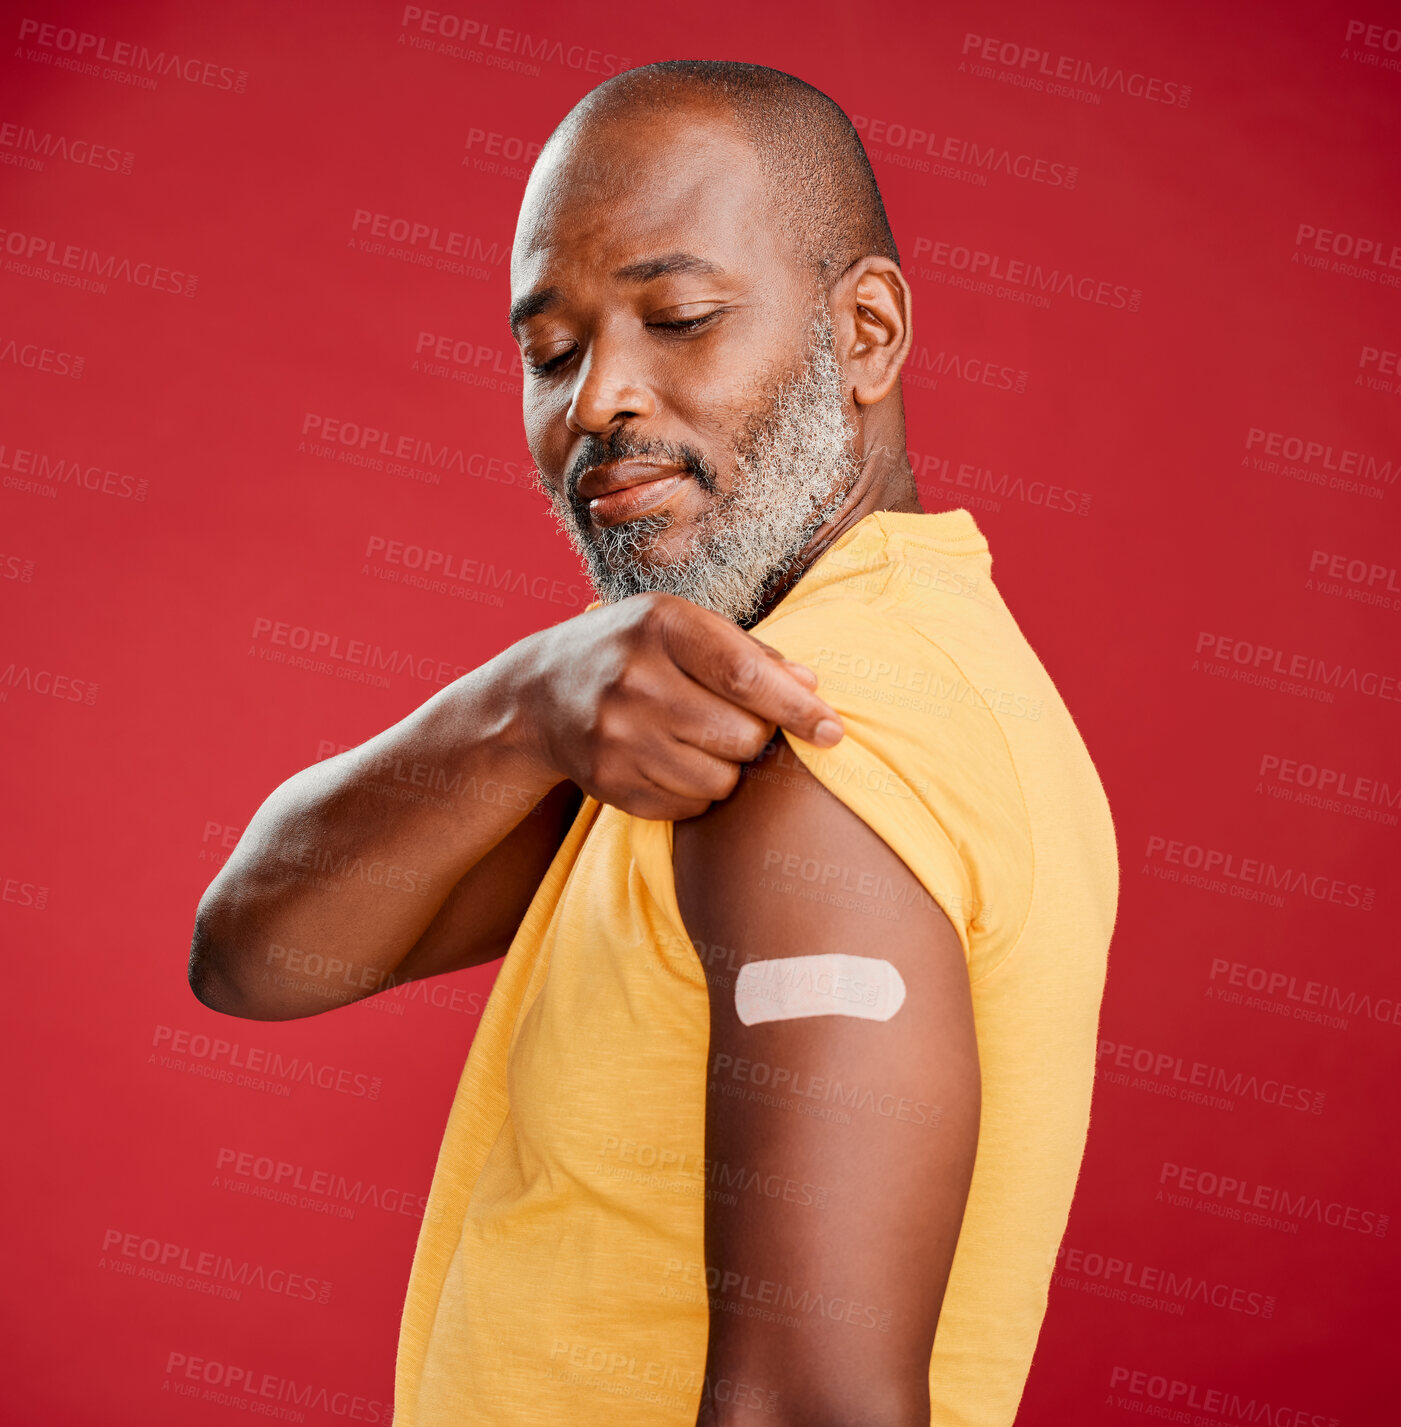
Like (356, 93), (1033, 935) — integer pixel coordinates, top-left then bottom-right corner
(3, 1), (1398, 1422)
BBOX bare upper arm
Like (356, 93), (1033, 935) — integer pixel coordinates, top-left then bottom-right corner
(674, 738), (980, 1427)
(391, 778), (584, 984)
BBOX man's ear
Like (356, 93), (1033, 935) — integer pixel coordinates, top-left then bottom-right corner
(829, 256), (913, 407)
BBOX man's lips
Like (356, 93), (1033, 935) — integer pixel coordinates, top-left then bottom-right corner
(577, 461), (689, 526)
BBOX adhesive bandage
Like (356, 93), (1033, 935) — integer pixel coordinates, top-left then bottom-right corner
(733, 953), (907, 1027)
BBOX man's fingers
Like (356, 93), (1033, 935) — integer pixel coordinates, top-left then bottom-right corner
(671, 690), (776, 766)
(659, 607), (843, 748)
(633, 739), (743, 809)
(751, 636), (820, 692)
(615, 783), (714, 823)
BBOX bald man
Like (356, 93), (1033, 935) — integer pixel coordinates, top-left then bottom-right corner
(190, 61), (1118, 1427)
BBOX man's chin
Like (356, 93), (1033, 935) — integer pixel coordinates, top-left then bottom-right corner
(582, 520), (688, 582)
(586, 557), (684, 604)
(584, 546), (785, 626)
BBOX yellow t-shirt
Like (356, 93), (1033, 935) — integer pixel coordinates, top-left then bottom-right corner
(394, 508), (1119, 1427)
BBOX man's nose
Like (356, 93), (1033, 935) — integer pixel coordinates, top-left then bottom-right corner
(565, 338), (656, 435)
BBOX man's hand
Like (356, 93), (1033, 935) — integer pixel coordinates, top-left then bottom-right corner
(520, 592), (844, 822)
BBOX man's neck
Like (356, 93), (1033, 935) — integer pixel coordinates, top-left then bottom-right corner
(747, 423), (920, 626)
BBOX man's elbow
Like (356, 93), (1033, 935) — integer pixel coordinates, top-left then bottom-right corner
(187, 904), (288, 1021)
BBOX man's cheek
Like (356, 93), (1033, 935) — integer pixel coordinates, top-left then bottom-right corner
(526, 416), (556, 472)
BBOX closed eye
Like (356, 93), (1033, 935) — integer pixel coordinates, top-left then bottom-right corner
(525, 347), (575, 376)
(649, 310), (725, 335)
(525, 309), (726, 375)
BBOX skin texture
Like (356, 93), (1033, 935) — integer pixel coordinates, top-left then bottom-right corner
(189, 88), (977, 1427)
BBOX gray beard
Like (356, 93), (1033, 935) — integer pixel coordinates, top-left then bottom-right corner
(543, 310), (861, 627)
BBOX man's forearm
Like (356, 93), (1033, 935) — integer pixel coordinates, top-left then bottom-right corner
(188, 592), (843, 1020)
(189, 637), (565, 1019)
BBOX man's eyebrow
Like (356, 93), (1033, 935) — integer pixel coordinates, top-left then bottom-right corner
(613, 252), (724, 283)
(508, 254), (725, 333)
(508, 286), (560, 335)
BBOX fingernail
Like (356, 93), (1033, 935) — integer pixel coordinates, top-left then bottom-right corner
(813, 718), (843, 747)
(786, 662), (818, 686)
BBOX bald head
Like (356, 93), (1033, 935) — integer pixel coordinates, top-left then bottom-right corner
(538, 60), (899, 281)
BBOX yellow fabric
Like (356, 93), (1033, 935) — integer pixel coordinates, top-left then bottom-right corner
(394, 508), (1119, 1426)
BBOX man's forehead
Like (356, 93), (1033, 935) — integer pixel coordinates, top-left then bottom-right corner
(510, 114), (774, 283)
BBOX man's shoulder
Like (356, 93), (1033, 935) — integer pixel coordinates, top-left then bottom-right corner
(758, 531), (1089, 780)
(749, 589), (1035, 979)
(756, 578), (1028, 773)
